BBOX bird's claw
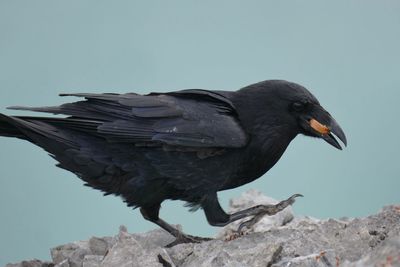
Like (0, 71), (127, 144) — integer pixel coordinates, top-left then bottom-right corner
(275, 193), (303, 211)
(237, 219), (254, 233)
(284, 193), (304, 206)
(166, 234), (212, 247)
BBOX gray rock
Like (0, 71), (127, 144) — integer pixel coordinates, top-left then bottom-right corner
(172, 240), (283, 267)
(88, 237), (112, 256)
(5, 259), (54, 267)
(50, 241), (90, 267)
(6, 191), (400, 267)
(54, 259), (69, 267)
(341, 236), (400, 267)
(130, 227), (176, 249)
(99, 227), (174, 267)
(82, 255), (103, 267)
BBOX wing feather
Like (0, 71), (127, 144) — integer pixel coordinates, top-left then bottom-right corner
(8, 89), (248, 148)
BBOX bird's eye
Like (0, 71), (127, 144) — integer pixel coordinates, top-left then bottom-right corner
(292, 102), (305, 112)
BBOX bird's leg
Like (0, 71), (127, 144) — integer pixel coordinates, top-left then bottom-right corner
(140, 205), (212, 247)
(202, 193), (303, 234)
(235, 193), (303, 232)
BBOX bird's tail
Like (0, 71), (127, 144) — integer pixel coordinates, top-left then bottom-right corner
(0, 113), (80, 147)
(0, 113), (29, 140)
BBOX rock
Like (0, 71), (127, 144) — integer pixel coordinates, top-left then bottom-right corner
(169, 240), (284, 267)
(82, 255), (103, 267)
(130, 227), (176, 249)
(54, 259), (69, 267)
(5, 259), (54, 267)
(6, 190), (400, 267)
(88, 237), (111, 256)
(50, 241), (90, 267)
(341, 237), (400, 267)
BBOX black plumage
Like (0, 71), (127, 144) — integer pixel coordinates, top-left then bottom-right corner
(0, 80), (346, 245)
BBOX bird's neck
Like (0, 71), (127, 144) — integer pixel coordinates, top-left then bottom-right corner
(222, 124), (296, 190)
(244, 124), (297, 178)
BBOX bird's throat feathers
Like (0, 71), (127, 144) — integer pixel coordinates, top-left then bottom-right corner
(236, 123), (297, 180)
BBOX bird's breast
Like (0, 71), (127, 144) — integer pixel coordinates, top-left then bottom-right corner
(221, 131), (295, 190)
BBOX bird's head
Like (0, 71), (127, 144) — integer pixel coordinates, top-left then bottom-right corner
(237, 80), (347, 150)
(288, 90), (347, 150)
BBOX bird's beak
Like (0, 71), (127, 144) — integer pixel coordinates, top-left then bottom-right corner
(308, 116), (347, 150)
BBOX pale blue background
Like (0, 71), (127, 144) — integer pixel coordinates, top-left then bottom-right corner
(1, 1), (399, 265)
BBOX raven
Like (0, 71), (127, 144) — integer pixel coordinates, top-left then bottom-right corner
(0, 80), (346, 245)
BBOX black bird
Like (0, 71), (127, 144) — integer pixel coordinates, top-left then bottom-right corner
(0, 80), (346, 245)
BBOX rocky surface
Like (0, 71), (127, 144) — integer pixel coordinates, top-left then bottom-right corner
(6, 190), (400, 267)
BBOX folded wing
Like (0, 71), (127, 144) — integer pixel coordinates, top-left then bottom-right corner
(9, 89), (248, 148)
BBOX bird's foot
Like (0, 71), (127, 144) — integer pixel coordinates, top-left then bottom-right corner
(166, 234), (212, 247)
(236, 193), (303, 233)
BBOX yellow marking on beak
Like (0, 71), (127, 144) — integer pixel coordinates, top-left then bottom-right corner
(309, 119), (330, 135)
